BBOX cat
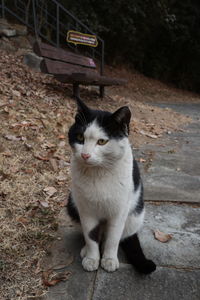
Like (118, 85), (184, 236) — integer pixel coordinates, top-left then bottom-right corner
(67, 97), (156, 274)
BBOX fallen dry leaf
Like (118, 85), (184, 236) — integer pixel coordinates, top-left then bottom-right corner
(0, 171), (10, 180)
(60, 197), (68, 207)
(139, 130), (158, 139)
(51, 255), (74, 270)
(39, 201), (49, 208)
(43, 186), (57, 197)
(4, 106), (10, 113)
(146, 133), (158, 139)
(58, 141), (66, 148)
(24, 143), (33, 150)
(0, 100), (7, 107)
(17, 217), (29, 225)
(42, 270), (71, 287)
(11, 121), (36, 129)
(12, 90), (21, 97)
(49, 158), (58, 172)
(56, 175), (68, 182)
(41, 142), (56, 149)
(23, 169), (33, 174)
(34, 152), (49, 161)
(10, 166), (18, 174)
(1, 151), (12, 157)
(4, 134), (21, 141)
(138, 158), (146, 163)
(154, 229), (173, 243)
(58, 159), (70, 168)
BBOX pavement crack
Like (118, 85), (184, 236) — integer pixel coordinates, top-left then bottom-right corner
(145, 200), (200, 208)
(88, 269), (99, 300)
(160, 264), (200, 271)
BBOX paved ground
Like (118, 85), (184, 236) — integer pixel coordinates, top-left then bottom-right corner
(43, 103), (200, 300)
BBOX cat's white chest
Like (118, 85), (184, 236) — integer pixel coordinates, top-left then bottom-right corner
(71, 160), (132, 217)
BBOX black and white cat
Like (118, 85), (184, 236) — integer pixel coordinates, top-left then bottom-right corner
(67, 97), (156, 274)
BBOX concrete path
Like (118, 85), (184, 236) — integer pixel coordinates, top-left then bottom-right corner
(43, 103), (200, 300)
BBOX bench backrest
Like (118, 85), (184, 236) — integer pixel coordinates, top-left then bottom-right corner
(33, 42), (97, 75)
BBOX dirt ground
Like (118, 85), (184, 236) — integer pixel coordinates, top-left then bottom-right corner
(106, 64), (200, 104)
(0, 49), (198, 299)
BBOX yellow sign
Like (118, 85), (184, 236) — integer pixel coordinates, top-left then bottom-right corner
(67, 30), (98, 47)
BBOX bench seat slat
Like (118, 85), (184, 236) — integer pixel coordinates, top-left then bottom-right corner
(40, 58), (98, 75)
(34, 42), (96, 69)
(55, 73), (127, 86)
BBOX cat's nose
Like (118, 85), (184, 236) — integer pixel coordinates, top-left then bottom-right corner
(81, 153), (91, 160)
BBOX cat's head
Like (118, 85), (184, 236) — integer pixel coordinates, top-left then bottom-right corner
(68, 97), (131, 167)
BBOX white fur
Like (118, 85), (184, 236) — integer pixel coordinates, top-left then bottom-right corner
(71, 120), (144, 272)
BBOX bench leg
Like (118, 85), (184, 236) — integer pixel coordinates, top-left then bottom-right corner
(73, 84), (80, 98)
(99, 86), (105, 98)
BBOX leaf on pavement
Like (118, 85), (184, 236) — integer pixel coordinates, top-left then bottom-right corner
(42, 270), (71, 287)
(154, 229), (173, 243)
(138, 158), (146, 163)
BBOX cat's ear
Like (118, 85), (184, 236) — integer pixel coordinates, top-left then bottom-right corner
(112, 106), (131, 126)
(111, 106), (131, 136)
(75, 96), (90, 115)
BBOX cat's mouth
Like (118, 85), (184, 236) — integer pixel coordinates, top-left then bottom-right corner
(82, 160), (96, 167)
(80, 158), (100, 168)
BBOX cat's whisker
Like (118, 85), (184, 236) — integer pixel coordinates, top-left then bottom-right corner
(77, 113), (87, 126)
(80, 111), (87, 126)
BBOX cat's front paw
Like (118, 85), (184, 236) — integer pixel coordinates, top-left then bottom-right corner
(82, 257), (99, 272)
(101, 257), (119, 272)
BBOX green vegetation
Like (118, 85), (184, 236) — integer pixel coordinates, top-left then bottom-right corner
(62, 0), (200, 93)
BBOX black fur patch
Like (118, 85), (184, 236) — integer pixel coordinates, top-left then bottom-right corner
(68, 99), (131, 147)
(67, 193), (80, 223)
(133, 159), (141, 191)
(89, 224), (101, 243)
(134, 184), (144, 214)
(120, 233), (156, 274)
(89, 219), (107, 243)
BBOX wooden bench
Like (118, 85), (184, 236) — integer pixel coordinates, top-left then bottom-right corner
(33, 42), (127, 98)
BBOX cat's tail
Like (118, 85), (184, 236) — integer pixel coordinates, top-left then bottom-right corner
(120, 233), (156, 274)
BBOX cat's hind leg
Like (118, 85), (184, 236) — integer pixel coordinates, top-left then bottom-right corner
(121, 212), (156, 274)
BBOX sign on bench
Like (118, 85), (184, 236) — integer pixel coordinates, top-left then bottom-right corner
(67, 30), (98, 47)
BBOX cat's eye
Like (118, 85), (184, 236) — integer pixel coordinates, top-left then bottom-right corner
(77, 133), (84, 142)
(97, 139), (108, 145)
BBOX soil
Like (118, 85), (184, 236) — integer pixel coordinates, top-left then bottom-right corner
(106, 65), (200, 104)
(0, 48), (195, 299)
